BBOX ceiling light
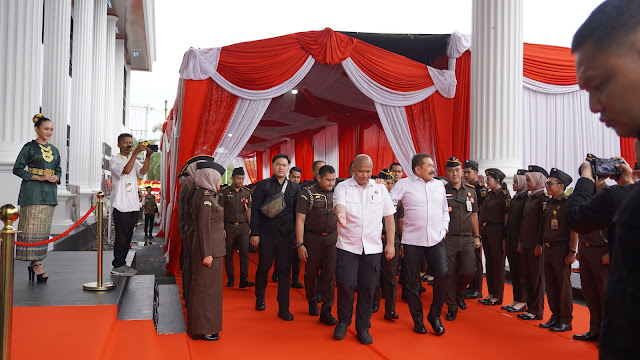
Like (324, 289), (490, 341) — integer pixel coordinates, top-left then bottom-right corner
(228, 134), (233, 137)
(291, 89), (298, 95)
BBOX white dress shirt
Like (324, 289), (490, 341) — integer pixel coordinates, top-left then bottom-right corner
(110, 153), (143, 213)
(333, 177), (396, 255)
(390, 174), (449, 247)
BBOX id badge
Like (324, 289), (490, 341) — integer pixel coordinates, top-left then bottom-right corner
(466, 199), (472, 212)
(551, 219), (559, 230)
(126, 183), (133, 192)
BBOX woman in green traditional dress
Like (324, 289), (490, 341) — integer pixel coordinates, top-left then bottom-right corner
(13, 114), (61, 283)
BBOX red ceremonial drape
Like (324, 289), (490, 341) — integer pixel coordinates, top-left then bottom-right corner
(523, 43), (577, 86)
(244, 156), (258, 184)
(452, 50), (471, 161)
(256, 151), (264, 181)
(620, 137), (637, 167)
(338, 124), (359, 178)
(360, 123), (398, 174)
(295, 137), (314, 181)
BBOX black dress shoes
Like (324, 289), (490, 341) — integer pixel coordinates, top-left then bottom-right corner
(372, 304), (380, 313)
(478, 297), (492, 304)
(419, 284), (427, 294)
(357, 330), (373, 345)
(445, 310), (457, 321)
(464, 290), (483, 299)
(226, 278), (234, 287)
(518, 313), (542, 320)
(413, 322), (427, 334)
(334, 322), (348, 340)
(573, 331), (599, 342)
(501, 305), (513, 311)
(191, 333), (220, 341)
(456, 294), (467, 310)
(278, 310), (294, 321)
(384, 311), (399, 320)
(507, 305), (526, 313)
(255, 298), (266, 311)
(309, 302), (319, 316)
(427, 313), (445, 336)
(239, 277), (255, 288)
(539, 318), (559, 328)
(550, 323), (572, 332)
(319, 311), (338, 325)
(291, 280), (304, 289)
(487, 299), (502, 306)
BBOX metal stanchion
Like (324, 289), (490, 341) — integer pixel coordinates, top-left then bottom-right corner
(1, 204), (20, 360)
(83, 192), (115, 291)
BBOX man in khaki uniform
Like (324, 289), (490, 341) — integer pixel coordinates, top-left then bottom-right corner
(219, 167), (254, 288)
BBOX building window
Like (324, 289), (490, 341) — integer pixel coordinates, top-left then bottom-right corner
(123, 67), (127, 126)
(42, 0), (46, 44)
(66, 124), (71, 185)
(69, 16), (73, 77)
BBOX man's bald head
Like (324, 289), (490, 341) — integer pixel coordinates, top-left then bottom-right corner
(353, 154), (373, 187)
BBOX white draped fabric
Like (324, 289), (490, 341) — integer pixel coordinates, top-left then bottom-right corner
(522, 86), (620, 189)
(213, 98), (271, 168)
(375, 103), (417, 173)
(179, 47), (221, 80)
(312, 125), (340, 172)
(446, 32), (472, 71)
(523, 77), (580, 94)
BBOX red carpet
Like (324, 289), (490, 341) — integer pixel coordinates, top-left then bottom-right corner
(11, 253), (598, 360)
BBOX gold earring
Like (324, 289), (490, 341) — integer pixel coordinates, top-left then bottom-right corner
(35, 132), (39, 140)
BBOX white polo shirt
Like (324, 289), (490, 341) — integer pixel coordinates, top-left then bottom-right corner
(110, 153), (143, 213)
(333, 177), (396, 255)
(390, 174), (449, 247)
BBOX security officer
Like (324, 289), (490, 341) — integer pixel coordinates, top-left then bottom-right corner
(295, 164), (338, 325)
(573, 175), (609, 342)
(539, 168), (577, 332)
(463, 159), (487, 299)
(219, 167), (255, 289)
(373, 169), (403, 321)
(478, 168), (510, 306)
(444, 157), (481, 321)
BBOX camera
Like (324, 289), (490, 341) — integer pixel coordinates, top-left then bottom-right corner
(141, 141), (159, 153)
(581, 153), (624, 179)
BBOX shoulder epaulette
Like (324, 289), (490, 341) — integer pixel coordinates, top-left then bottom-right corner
(478, 182), (484, 187)
(466, 183), (475, 189)
(203, 190), (210, 196)
(243, 186), (252, 192)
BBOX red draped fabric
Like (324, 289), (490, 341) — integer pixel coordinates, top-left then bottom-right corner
(523, 43), (577, 86)
(298, 88), (378, 126)
(215, 28), (435, 92)
(405, 93), (453, 175)
(295, 137), (314, 181)
(360, 123), (398, 173)
(338, 123), (359, 177)
(452, 50), (471, 161)
(166, 79), (239, 274)
(620, 137), (637, 167)
(256, 151), (264, 181)
(244, 156), (258, 184)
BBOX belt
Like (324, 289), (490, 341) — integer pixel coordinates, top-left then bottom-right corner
(225, 221), (247, 225)
(448, 234), (472, 237)
(483, 221), (503, 226)
(28, 167), (55, 176)
(544, 242), (568, 248)
(581, 242), (608, 248)
(305, 229), (335, 237)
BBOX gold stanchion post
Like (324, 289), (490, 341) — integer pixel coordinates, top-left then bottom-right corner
(83, 192), (115, 291)
(1, 204), (20, 360)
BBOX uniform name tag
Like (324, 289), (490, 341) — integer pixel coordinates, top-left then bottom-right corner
(551, 219), (558, 230)
(466, 199), (472, 212)
(126, 183), (132, 192)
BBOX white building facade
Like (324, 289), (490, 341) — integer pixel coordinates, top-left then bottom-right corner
(0, 0), (156, 233)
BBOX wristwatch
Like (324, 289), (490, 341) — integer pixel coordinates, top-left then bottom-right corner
(473, 235), (482, 239)
(294, 242), (305, 248)
(569, 249), (577, 253)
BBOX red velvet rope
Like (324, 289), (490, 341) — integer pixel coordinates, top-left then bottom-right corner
(14, 206), (97, 247)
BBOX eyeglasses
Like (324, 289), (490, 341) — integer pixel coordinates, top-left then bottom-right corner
(545, 181), (559, 187)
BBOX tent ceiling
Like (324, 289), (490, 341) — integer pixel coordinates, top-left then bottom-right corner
(340, 32), (450, 66)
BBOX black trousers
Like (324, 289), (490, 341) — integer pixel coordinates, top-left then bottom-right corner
(303, 231), (337, 312)
(336, 248), (381, 333)
(255, 230), (293, 310)
(506, 241), (526, 303)
(578, 245), (608, 333)
(374, 238), (401, 313)
(469, 246), (484, 293)
(403, 242), (448, 322)
(112, 209), (138, 268)
(144, 214), (155, 235)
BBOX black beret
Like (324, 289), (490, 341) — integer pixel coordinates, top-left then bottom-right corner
(196, 161), (226, 176)
(180, 155), (215, 174)
(527, 165), (549, 178)
(446, 156), (462, 168)
(464, 160), (478, 171)
(435, 176), (448, 182)
(377, 168), (393, 180)
(485, 168), (505, 181)
(516, 169), (527, 176)
(549, 168), (573, 186)
(232, 167), (245, 176)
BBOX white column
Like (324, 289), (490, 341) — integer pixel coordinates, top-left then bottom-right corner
(89, 0), (108, 191)
(114, 39), (126, 139)
(105, 15), (118, 152)
(470, 0), (524, 178)
(0, 0), (44, 208)
(69, 0), (95, 220)
(42, 0), (76, 233)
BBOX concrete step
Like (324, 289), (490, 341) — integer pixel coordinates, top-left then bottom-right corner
(117, 274), (155, 320)
(153, 283), (186, 334)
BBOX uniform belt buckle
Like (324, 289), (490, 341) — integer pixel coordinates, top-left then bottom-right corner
(321, 232), (328, 236)
(584, 243), (590, 247)
(234, 222), (239, 225)
(545, 243), (551, 248)
(459, 234), (464, 237)
(381, 235), (386, 239)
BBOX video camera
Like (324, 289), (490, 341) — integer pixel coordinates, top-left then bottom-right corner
(140, 141), (159, 153)
(580, 153), (624, 179)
